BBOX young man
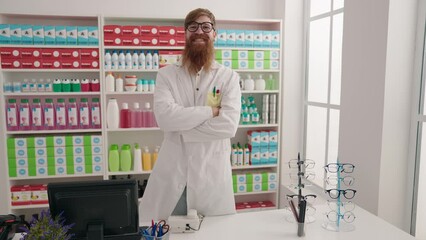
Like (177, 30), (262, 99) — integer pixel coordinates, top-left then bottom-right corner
(139, 8), (241, 221)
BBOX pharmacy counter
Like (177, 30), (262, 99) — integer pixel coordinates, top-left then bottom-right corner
(170, 204), (415, 240)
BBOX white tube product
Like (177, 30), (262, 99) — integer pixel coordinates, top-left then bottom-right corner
(134, 143), (143, 172)
(105, 73), (115, 92)
(107, 99), (120, 129)
(115, 76), (123, 92)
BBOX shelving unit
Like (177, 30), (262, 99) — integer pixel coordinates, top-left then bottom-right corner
(0, 13), (282, 216)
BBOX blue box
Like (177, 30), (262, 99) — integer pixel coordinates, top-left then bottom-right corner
(0, 24), (11, 44)
(66, 26), (77, 45)
(262, 31), (272, 48)
(260, 147), (269, 164)
(244, 30), (253, 48)
(226, 29), (235, 47)
(271, 31), (280, 48)
(55, 26), (67, 45)
(247, 130), (260, 147)
(251, 147), (260, 165)
(44, 26), (56, 45)
(268, 146), (277, 164)
(77, 26), (88, 45)
(235, 30), (245, 47)
(253, 30), (263, 48)
(216, 29), (227, 47)
(260, 131), (269, 147)
(10, 25), (21, 44)
(21, 25), (33, 44)
(87, 26), (99, 45)
(32, 25), (44, 45)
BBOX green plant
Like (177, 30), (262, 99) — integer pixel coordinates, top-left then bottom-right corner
(19, 209), (74, 240)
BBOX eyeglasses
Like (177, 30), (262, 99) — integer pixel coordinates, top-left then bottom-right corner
(326, 210), (356, 223)
(288, 159), (315, 169)
(186, 21), (215, 33)
(289, 171), (316, 181)
(325, 189), (356, 199)
(324, 163), (355, 173)
(327, 200), (355, 212)
(325, 176), (355, 186)
(286, 194), (317, 204)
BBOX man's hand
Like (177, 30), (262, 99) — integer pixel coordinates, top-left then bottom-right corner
(212, 106), (220, 117)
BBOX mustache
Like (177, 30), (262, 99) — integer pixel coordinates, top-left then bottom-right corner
(189, 33), (210, 42)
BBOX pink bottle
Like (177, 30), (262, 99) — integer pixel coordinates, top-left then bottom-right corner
(79, 98), (90, 129)
(31, 98), (43, 130)
(143, 102), (155, 128)
(19, 99), (31, 131)
(6, 99), (19, 131)
(131, 102), (143, 128)
(43, 98), (55, 130)
(120, 102), (130, 128)
(55, 98), (67, 130)
(90, 98), (101, 129)
(67, 98), (79, 129)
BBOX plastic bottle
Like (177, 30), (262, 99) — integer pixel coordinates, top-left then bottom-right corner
(19, 99), (31, 130)
(142, 146), (152, 171)
(107, 99), (120, 129)
(244, 144), (250, 165)
(125, 50), (132, 69)
(142, 79), (149, 92)
(120, 144), (132, 171)
(105, 50), (112, 70)
(138, 51), (146, 69)
(67, 98), (79, 129)
(145, 50), (152, 70)
(115, 75), (124, 92)
(237, 143), (243, 166)
(45, 79), (53, 92)
(43, 98), (55, 130)
(136, 79), (143, 92)
(61, 79), (71, 92)
(30, 79), (38, 92)
(105, 72), (115, 92)
(13, 82), (21, 93)
(131, 102), (143, 128)
(6, 99), (19, 131)
(111, 50), (119, 70)
(55, 98), (67, 130)
(152, 146), (160, 168)
(142, 102), (154, 127)
(78, 98), (90, 129)
(118, 50), (125, 69)
(53, 79), (62, 92)
(91, 98), (101, 129)
(37, 79), (45, 92)
(133, 143), (143, 172)
(22, 79), (30, 92)
(244, 74), (254, 91)
(108, 144), (120, 172)
(31, 98), (43, 130)
(153, 50), (159, 70)
(148, 80), (155, 92)
(255, 74), (266, 91)
(231, 144), (238, 166)
(3, 81), (12, 93)
(120, 102), (130, 128)
(71, 79), (81, 92)
(132, 51), (139, 69)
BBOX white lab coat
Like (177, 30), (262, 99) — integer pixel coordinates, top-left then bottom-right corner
(139, 61), (241, 221)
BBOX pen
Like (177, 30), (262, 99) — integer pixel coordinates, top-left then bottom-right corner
(157, 224), (163, 237)
(213, 86), (216, 97)
(299, 199), (307, 223)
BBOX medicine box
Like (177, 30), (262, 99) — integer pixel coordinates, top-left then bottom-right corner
(264, 50), (280, 60)
(11, 185), (31, 206)
(264, 60), (280, 70)
(271, 31), (280, 48)
(253, 31), (263, 48)
(268, 130), (278, 146)
(88, 26), (99, 45)
(260, 147), (269, 164)
(217, 59), (232, 68)
(21, 25), (33, 44)
(232, 50), (248, 60)
(16, 158), (28, 168)
(36, 166), (48, 176)
(0, 24), (11, 44)
(35, 147), (47, 157)
(216, 29), (227, 47)
(244, 30), (253, 47)
(215, 49), (232, 60)
(250, 147), (261, 165)
(35, 158), (46, 167)
(235, 30), (245, 47)
(30, 184), (48, 204)
(260, 131), (269, 147)
(66, 26), (78, 45)
(32, 25), (44, 44)
(77, 26), (88, 45)
(226, 30), (235, 47)
(55, 26), (67, 45)
(262, 31), (272, 47)
(269, 146), (278, 164)
(55, 166), (67, 175)
(247, 130), (260, 147)
(44, 26), (55, 45)
(10, 24), (21, 44)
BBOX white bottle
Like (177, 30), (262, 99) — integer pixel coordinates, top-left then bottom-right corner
(107, 98), (120, 129)
(45, 79), (53, 92)
(37, 79), (45, 92)
(145, 50), (153, 70)
(118, 50), (125, 69)
(138, 51), (146, 69)
(111, 50), (119, 70)
(105, 72), (115, 92)
(115, 75), (123, 92)
(105, 50), (112, 70)
(133, 143), (143, 172)
(244, 144), (250, 165)
(255, 74), (266, 91)
(244, 74), (255, 91)
(153, 50), (159, 70)
(22, 79), (30, 92)
(125, 50), (132, 69)
(132, 51), (139, 70)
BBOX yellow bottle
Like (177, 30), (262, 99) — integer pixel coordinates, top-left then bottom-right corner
(142, 146), (152, 171)
(152, 146), (160, 167)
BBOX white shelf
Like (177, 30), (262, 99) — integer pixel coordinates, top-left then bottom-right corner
(0, 69), (100, 73)
(238, 124), (278, 128)
(232, 164), (278, 170)
(10, 204), (49, 210)
(6, 129), (102, 135)
(9, 173), (104, 180)
(241, 90), (279, 94)
(104, 46), (184, 50)
(104, 69), (158, 73)
(234, 190), (277, 196)
(0, 44), (99, 49)
(4, 92), (100, 97)
(106, 92), (154, 96)
(237, 69), (280, 73)
(108, 170), (152, 176)
(106, 127), (160, 132)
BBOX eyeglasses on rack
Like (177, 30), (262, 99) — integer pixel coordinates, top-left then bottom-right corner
(289, 171), (316, 181)
(288, 159), (315, 169)
(325, 175), (355, 186)
(326, 210), (356, 223)
(324, 163), (355, 173)
(327, 200), (355, 212)
(286, 194), (317, 204)
(324, 189), (357, 199)
(186, 21), (215, 33)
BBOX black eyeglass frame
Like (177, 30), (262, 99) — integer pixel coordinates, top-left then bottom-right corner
(186, 21), (215, 33)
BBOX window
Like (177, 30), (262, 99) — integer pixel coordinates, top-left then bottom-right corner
(304, 0), (344, 187)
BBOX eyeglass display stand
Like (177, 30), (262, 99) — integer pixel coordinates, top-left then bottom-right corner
(286, 153), (316, 224)
(322, 159), (355, 232)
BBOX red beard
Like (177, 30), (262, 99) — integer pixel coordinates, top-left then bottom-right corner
(182, 33), (215, 74)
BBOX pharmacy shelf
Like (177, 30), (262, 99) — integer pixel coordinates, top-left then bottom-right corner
(9, 173), (104, 181)
(104, 46), (184, 50)
(238, 124), (278, 128)
(234, 190), (278, 196)
(4, 92), (100, 97)
(10, 204), (49, 210)
(236, 206), (277, 213)
(215, 47), (280, 51)
(241, 90), (279, 94)
(0, 44), (99, 49)
(108, 170), (152, 176)
(237, 69), (280, 73)
(105, 92), (154, 96)
(1, 69), (100, 73)
(104, 69), (159, 73)
(6, 129), (102, 135)
(232, 164), (278, 170)
(106, 127), (160, 132)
